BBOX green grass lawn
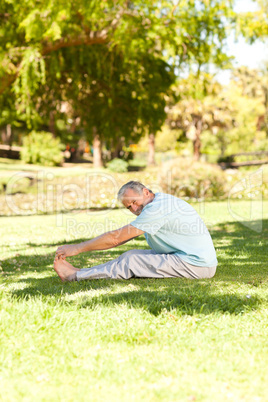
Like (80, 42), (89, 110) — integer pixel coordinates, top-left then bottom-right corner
(0, 201), (268, 402)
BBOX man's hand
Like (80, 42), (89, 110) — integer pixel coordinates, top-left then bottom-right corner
(55, 244), (81, 259)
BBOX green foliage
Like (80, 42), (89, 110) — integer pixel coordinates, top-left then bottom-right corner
(237, 1), (268, 42)
(13, 48), (46, 127)
(166, 73), (235, 159)
(0, 0), (240, 157)
(106, 158), (128, 173)
(63, 47), (175, 152)
(231, 66), (268, 138)
(221, 84), (265, 155)
(138, 126), (185, 153)
(20, 131), (63, 166)
(167, 68), (268, 160)
(217, 154), (235, 164)
(155, 126), (183, 152)
(159, 158), (227, 199)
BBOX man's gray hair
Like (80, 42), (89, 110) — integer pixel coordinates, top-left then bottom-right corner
(117, 181), (151, 201)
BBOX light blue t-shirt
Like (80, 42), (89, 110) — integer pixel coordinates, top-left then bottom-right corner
(131, 192), (217, 267)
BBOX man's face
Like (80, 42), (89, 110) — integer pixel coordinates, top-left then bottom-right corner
(121, 188), (153, 216)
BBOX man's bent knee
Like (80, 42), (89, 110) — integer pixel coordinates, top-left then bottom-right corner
(208, 266), (217, 278)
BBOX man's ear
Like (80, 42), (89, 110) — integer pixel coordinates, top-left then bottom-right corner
(143, 188), (150, 197)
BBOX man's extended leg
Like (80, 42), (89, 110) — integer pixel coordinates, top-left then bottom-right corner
(76, 249), (216, 281)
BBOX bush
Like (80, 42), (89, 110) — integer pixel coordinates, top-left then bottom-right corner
(106, 158), (129, 173)
(159, 157), (227, 200)
(20, 131), (64, 166)
(217, 155), (235, 164)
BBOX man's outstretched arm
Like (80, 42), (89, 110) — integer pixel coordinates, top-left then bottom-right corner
(55, 224), (144, 259)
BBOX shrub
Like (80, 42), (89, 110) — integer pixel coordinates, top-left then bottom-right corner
(217, 155), (235, 164)
(106, 158), (129, 173)
(159, 157), (227, 200)
(20, 131), (64, 166)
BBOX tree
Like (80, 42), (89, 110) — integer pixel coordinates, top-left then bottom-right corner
(237, 0), (268, 42)
(56, 44), (174, 166)
(166, 73), (235, 160)
(231, 66), (268, 137)
(0, 0), (240, 165)
(167, 70), (266, 160)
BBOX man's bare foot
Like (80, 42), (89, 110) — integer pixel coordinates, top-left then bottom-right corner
(54, 256), (80, 271)
(53, 257), (80, 282)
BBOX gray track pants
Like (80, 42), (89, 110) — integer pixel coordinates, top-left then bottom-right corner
(76, 249), (217, 281)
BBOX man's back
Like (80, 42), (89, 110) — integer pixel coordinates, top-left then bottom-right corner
(131, 192), (218, 267)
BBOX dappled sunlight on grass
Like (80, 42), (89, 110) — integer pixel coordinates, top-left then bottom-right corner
(0, 202), (268, 401)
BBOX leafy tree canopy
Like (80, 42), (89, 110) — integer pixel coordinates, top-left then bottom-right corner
(237, 0), (268, 42)
(0, 0), (240, 149)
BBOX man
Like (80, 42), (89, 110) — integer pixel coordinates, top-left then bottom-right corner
(54, 181), (217, 282)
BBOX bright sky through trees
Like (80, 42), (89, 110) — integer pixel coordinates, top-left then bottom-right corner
(217, 0), (268, 84)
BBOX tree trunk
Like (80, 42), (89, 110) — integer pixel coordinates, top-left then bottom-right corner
(193, 120), (202, 161)
(49, 111), (56, 137)
(77, 138), (86, 159)
(148, 133), (156, 165)
(111, 136), (122, 159)
(93, 128), (103, 168)
(1, 128), (7, 144)
(6, 124), (12, 147)
(264, 86), (268, 138)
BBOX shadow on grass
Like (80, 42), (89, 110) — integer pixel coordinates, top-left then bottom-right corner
(77, 286), (260, 316)
(0, 206), (122, 218)
(9, 275), (261, 316)
(0, 237), (147, 274)
(2, 218), (267, 280)
(0, 248), (137, 275)
(3, 218), (268, 316)
(210, 218), (268, 283)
